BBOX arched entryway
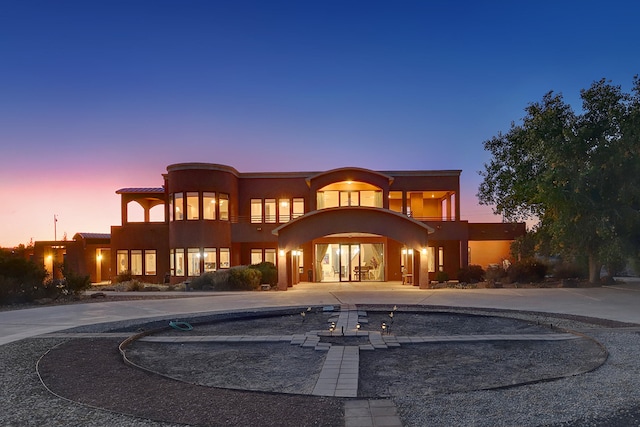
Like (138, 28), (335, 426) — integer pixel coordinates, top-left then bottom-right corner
(273, 207), (433, 289)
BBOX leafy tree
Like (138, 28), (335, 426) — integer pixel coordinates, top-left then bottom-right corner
(478, 77), (640, 283)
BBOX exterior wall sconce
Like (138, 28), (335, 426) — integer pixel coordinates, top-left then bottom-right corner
(279, 249), (285, 256)
(421, 248), (427, 255)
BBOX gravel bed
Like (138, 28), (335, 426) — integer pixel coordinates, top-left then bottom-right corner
(3, 306), (640, 426)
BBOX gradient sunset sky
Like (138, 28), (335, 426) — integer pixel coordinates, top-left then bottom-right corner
(1, 1), (639, 247)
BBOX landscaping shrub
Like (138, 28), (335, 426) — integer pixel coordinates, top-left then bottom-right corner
(60, 266), (91, 295)
(114, 270), (133, 283)
(485, 265), (507, 287)
(435, 271), (449, 283)
(0, 252), (48, 303)
(457, 264), (485, 283)
(190, 266), (262, 291)
(507, 258), (548, 283)
(249, 262), (277, 285)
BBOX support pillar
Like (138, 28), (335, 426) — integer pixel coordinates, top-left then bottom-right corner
(277, 250), (291, 291)
(419, 248), (430, 288)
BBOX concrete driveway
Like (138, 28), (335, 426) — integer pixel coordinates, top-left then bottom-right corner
(2, 279), (639, 346)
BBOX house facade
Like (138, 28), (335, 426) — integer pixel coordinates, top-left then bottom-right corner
(110, 163), (525, 289)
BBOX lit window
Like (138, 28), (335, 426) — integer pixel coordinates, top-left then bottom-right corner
(117, 250), (128, 274)
(175, 248), (184, 276)
(220, 248), (230, 268)
(169, 197), (174, 222)
(131, 250), (142, 276)
(219, 193), (229, 221)
(170, 249), (175, 276)
(297, 250), (303, 267)
(203, 192), (216, 220)
(389, 191), (403, 213)
(438, 247), (444, 272)
(186, 192), (199, 220)
(278, 198), (290, 223)
(204, 248), (216, 272)
(292, 198), (304, 219)
(265, 249), (276, 265)
(251, 199), (262, 223)
(251, 249), (263, 265)
(145, 250), (156, 275)
(174, 193), (184, 220)
(265, 199), (276, 223)
(188, 248), (201, 277)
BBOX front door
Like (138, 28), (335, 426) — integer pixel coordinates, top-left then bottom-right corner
(339, 244), (361, 282)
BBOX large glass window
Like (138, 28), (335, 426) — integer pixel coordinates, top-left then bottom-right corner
(219, 193), (229, 221)
(188, 248), (201, 277)
(220, 248), (230, 268)
(292, 198), (304, 219)
(186, 192), (199, 220)
(317, 182), (383, 209)
(204, 248), (217, 272)
(265, 199), (276, 223)
(251, 249), (263, 265)
(279, 198), (290, 223)
(203, 192), (216, 220)
(117, 250), (128, 274)
(145, 250), (156, 275)
(174, 193), (184, 220)
(175, 248), (185, 276)
(131, 250), (142, 275)
(251, 199), (262, 223)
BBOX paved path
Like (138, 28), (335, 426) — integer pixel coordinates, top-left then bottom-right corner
(3, 280), (640, 346)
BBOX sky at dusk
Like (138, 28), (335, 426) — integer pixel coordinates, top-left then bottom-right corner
(1, 0), (639, 247)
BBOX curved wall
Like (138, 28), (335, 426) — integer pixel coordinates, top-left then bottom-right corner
(166, 163), (239, 250)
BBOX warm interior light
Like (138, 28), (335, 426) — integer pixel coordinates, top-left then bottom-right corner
(47, 255), (52, 260)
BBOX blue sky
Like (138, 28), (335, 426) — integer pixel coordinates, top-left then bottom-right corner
(1, 0), (639, 246)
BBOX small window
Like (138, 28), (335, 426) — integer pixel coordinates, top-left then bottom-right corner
(117, 250), (128, 274)
(131, 250), (142, 276)
(174, 193), (184, 220)
(220, 248), (230, 268)
(170, 249), (175, 276)
(175, 248), (185, 276)
(251, 249), (263, 265)
(265, 199), (276, 223)
(204, 248), (217, 272)
(265, 249), (276, 265)
(279, 199), (290, 223)
(292, 198), (304, 219)
(188, 248), (201, 277)
(251, 199), (262, 223)
(219, 193), (229, 221)
(186, 192), (199, 220)
(145, 250), (156, 275)
(203, 192), (216, 220)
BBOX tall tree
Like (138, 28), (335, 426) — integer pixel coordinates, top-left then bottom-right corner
(478, 77), (640, 283)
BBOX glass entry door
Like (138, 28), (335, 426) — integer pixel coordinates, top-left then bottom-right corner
(339, 244), (361, 282)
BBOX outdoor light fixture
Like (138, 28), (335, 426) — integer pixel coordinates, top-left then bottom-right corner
(300, 311), (306, 323)
(408, 249), (413, 255)
(356, 323), (361, 330)
(381, 322), (387, 333)
(279, 249), (285, 256)
(422, 248), (427, 255)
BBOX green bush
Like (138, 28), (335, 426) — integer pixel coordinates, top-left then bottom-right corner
(507, 258), (548, 283)
(190, 266), (262, 291)
(249, 262), (277, 285)
(61, 266), (92, 295)
(435, 271), (449, 283)
(0, 252), (48, 303)
(457, 264), (485, 283)
(114, 270), (133, 283)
